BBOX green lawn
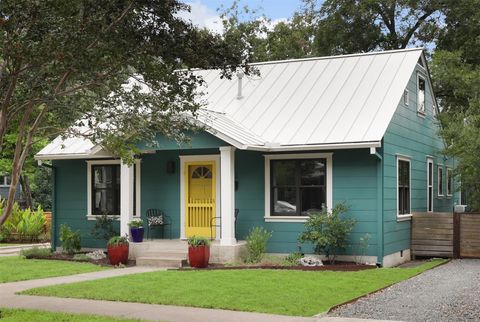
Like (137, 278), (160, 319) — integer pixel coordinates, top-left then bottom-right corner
(0, 256), (107, 283)
(22, 259), (446, 316)
(0, 308), (144, 322)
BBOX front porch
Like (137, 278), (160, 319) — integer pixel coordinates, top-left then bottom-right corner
(129, 239), (247, 267)
(118, 145), (238, 247)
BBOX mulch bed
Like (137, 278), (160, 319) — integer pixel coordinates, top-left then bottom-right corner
(178, 261), (377, 272)
(24, 252), (136, 267)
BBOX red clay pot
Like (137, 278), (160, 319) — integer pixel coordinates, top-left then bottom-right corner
(107, 243), (129, 265)
(188, 245), (210, 268)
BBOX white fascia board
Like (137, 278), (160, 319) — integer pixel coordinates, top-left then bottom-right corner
(243, 141), (382, 152)
(34, 153), (113, 161)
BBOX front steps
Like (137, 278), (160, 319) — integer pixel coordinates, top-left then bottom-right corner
(129, 239), (247, 267)
(135, 250), (188, 268)
(130, 240), (188, 268)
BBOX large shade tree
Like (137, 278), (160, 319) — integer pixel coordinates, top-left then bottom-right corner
(0, 0), (247, 225)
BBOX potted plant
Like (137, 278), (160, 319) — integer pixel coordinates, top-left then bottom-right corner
(187, 236), (210, 268)
(128, 219), (144, 243)
(107, 236), (129, 265)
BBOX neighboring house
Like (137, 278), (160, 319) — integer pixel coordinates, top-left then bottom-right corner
(36, 48), (460, 267)
(0, 174), (21, 202)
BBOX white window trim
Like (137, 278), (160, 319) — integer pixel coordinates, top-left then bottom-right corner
(427, 158), (433, 212)
(417, 73), (426, 116)
(86, 159), (141, 220)
(397, 156), (412, 220)
(0, 174), (11, 187)
(446, 168), (453, 197)
(403, 89), (409, 106)
(264, 153), (333, 223)
(437, 165), (444, 197)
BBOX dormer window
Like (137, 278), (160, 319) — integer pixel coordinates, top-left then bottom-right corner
(417, 75), (426, 114)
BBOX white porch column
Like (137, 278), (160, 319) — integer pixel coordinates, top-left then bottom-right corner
(220, 146), (236, 246)
(120, 161), (134, 237)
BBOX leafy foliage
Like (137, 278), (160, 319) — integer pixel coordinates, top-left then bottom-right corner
(91, 214), (118, 246)
(245, 227), (272, 263)
(0, 0), (246, 225)
(187, 235), (210, 248)
(107, 236), (129, 247)
(128, 219), (143, 228)
(59, 224), (81, 254)
(31, 166), (52, 211)
(299, 203), (355, 263)
(0, 201), (46, 241)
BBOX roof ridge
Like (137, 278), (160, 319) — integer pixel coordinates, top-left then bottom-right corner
(247, 47), (424, 67)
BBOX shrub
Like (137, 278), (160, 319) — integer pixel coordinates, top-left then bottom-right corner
(91, 213), (118, 246)
(59, 224), (81, 254)
(107, 236), (129, 247)
(16, 206), (46, 241)
(20, 247), (52, 259)
(245, 227), (272, 263)
(298, 203), (355, 264)
(0, 202), (47, 242)
(187, 235), (210, 247)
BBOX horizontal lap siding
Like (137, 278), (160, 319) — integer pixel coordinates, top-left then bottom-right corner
(235, 149), (378, 256)
(382, 64), (457, 256)
(53, 160), (114, 248)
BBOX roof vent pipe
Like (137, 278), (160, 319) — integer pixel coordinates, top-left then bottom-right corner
(236, 70), (244, 99)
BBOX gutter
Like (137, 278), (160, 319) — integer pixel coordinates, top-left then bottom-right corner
(371, 146), (384, 267)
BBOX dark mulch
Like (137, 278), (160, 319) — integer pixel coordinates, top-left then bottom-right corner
(24, 252), (136, 267)
(178, 262), (377, 272)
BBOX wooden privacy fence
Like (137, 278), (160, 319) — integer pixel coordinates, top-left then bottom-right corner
(412, 212), (480, 259)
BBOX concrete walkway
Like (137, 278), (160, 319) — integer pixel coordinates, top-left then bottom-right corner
(0, 266), (400, 322)
(0, 242), (50, 256)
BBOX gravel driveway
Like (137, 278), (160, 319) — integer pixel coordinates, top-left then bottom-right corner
(331, 259), (480, 322)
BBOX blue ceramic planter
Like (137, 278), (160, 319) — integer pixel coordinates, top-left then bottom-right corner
(130, 227), (144, 243)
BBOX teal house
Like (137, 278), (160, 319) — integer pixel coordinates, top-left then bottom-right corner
(36, 48), (459, 267)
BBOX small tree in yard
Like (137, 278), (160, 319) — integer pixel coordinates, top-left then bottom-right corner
(299, 203), (355, 264)
(0, 0), (248, 226)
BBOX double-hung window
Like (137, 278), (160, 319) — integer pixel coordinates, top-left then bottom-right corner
(92, 165), (121, 215)
(438, 166), (444, 196)
(398, 158), (411, 216)
(87, 160), (140, 218)
(427, 158), (433, 212)
(0, 174), (11, 187)
(447, 168), (453, 196)
(417, 75), (426, 114)
(265, 154), (332, 221)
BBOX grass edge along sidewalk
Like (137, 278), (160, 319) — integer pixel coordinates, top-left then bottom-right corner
(22, 259), (446, 317)
(0, 308), (148, 322)
(0, 256), (108, 283)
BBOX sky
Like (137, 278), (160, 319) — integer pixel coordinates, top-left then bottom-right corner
(180, 0), (304, 33)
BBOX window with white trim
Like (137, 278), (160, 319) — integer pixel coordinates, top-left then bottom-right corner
(438, 166), (444, 196)
(427, 158), (433, 212)
(417, 75), (426, 114)
(87, 160), (140, 217)
(264, 153), (332, 221)
(271, 159), (326, 216)
(447, 168), (453, 196)
(398, 158), (411, 215)
(0, 174), (11, 187)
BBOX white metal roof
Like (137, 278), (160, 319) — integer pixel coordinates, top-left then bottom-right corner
(36, 48), (424, 160)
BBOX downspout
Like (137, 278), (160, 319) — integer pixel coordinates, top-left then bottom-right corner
(372, 146), (384, 267)
(38, 161), (56, 251)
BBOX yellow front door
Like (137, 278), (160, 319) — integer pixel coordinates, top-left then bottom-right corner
(185, 162), (216, 238)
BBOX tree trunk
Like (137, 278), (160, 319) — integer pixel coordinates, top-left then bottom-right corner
(19, 175), (33, 210)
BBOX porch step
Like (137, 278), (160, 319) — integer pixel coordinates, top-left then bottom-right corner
(136, 256), (187, 268)
(137, 251), (187, 259)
